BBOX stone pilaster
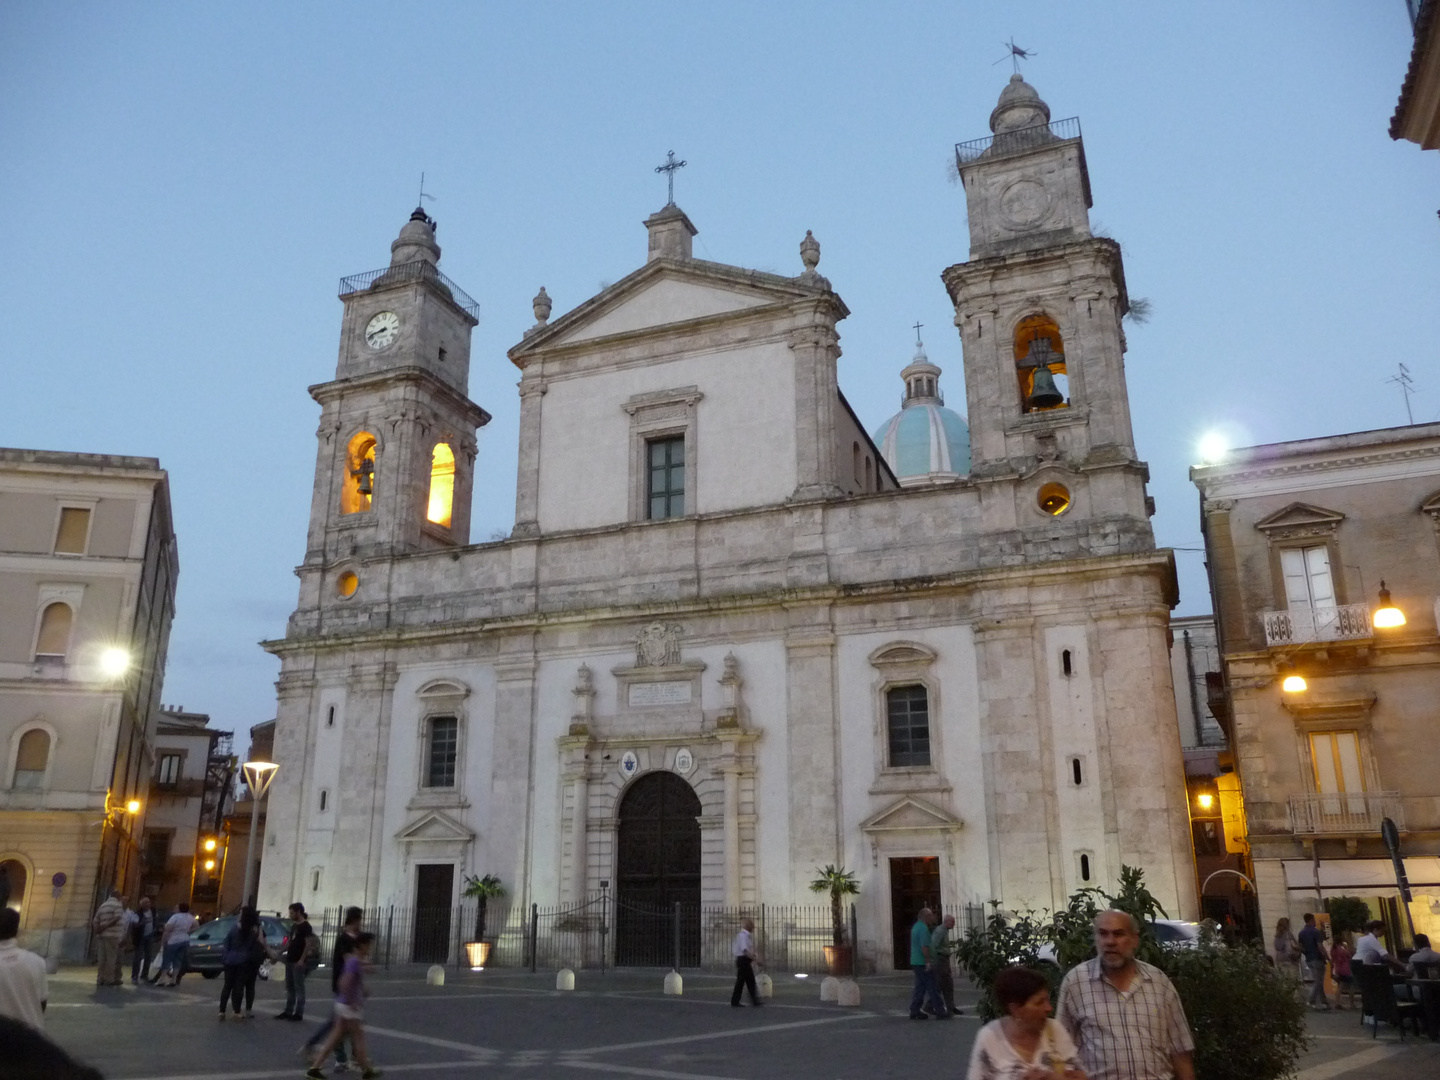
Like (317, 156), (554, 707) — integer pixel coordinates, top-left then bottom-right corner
(493, 636), (539, 905)
(787, 326), (844, 501)
(784, 605), (841, 894)
(512, 375), (546, 537)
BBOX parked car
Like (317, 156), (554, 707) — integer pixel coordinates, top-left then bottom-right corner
(1035, 919), (1207, 965)
(184, 914), (292, 978)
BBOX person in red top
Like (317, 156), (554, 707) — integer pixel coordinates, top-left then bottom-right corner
(1330, 935), (1355, 1010)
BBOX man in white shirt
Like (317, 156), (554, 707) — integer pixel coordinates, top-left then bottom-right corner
(730, 918), (763, 1008)
(154, 903), (198, 986)
(0, 907), (48, 1031)
(1355, 921), (1406, 973)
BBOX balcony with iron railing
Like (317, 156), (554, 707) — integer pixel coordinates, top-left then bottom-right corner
(339, 260), (479, 318)
(1288, 791), (1404, 835)
(955, 116), (1082, 167)
(1261, 604), (1373, 647)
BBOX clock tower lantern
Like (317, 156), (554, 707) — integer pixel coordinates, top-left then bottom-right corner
(304, 208), (490, 572)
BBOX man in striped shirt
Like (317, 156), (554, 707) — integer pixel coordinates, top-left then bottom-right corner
(1058, 910), (1195, 1080)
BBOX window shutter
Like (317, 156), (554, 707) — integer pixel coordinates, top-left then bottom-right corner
(1303, 545), (1335, 608)
(1280, 548), (1311, 607)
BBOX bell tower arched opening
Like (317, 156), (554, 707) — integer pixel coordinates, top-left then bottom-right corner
(1014, 314), (1069, 413)
(341, 432), (377, 514)
(426, 443), (456, 528)
(614, 771), (701, 966)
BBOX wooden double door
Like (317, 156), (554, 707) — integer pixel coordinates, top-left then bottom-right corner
(614, 772), (702, 966)
(889, 856), (941, 969)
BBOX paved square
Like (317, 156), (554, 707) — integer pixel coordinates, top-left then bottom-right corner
(35, 966), (1440, 1080)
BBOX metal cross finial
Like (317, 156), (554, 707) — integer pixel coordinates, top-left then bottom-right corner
(654, 151), (687, 206)
(993, 37), (1035, 74)
(418, 171), (434, 206)
(913, 321), (924, 345)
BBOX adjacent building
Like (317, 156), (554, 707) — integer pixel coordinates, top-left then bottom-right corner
(1193, 423), (1440, 950)
(259, 75), (1197, 970)
(0, 449), (177, 958)
(140, 707), (233, 918)
(1392, 0), (1440, 150)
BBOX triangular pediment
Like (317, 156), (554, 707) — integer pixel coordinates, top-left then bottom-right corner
(860, 795), (963, 834)
(1421, 490), (1440, 518)
(1254, 502), (1345, 535)
(395, 810), (474, 843)
(510, 258), (839, 362)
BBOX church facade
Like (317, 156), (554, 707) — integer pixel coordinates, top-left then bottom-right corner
(259, 76), (1197, 970)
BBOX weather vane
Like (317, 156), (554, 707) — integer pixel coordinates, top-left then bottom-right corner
(994, 37), (1035, 74)
(913, 320), (924, 345)
(655, 150), (687, 206)
(418, 171), (434, 207)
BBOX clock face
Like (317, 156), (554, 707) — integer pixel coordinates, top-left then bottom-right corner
(364, 311), (400, 350)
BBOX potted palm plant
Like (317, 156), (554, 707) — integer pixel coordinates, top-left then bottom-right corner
(461, 873), (505, 969)
(809, 865), (859, 976)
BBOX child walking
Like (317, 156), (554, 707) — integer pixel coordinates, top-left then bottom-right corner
(305, 932), (380, 1079)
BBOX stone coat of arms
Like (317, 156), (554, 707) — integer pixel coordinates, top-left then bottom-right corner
(635, 622), (682, 667)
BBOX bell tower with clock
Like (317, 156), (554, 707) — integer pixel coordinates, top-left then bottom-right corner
(303, 207), (491, 568)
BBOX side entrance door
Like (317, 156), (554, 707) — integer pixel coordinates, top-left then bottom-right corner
(413, 863), (454, 964)
(889, 856), (941, 970)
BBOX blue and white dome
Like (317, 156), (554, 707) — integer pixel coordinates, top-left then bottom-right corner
(871, 340), (971, 483)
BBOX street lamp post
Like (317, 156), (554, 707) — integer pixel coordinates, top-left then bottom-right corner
(240, 761), (278, 908)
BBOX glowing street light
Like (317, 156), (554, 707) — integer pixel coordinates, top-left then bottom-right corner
(1372, 582), (1406, 629)
(203, 859), (216, 872)
(99, 647), (131, 677)
(125, 799), (141, 814)
(1282, 674), (1308, 693)
(203, 837), (217, 852)
(1196, 792), (1215, 811)
(240, 761), (279, 907)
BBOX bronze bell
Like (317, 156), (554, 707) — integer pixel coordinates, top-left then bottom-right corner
(357, 458), (375, 497)
(1029, 363), (1064, 409)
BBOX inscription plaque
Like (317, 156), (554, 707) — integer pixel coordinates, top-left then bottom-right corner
(628, 681), (692, 707)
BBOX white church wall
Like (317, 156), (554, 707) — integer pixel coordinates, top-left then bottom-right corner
(535, 341), (797, 533)
(1043, 625), (1108, 900)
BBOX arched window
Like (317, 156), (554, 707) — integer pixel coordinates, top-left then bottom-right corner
(426, 443), (455, 528)
(340, 432), (377, 514)
(1014, 313), (1069, 413)
(34, 603), (73, 659)
(864, 456), (873, 492)
(852, 442), (861, 486)
(13, 729), (50, 790)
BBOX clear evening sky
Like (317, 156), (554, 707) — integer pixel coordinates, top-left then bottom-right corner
(1, 3), (1433, 736)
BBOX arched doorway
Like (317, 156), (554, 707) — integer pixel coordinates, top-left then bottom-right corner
(0, 859), (29, 921)
(614, 772), (701, 966)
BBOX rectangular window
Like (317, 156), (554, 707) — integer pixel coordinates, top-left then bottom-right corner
(1311, 730), (1365, 816)
(143, 830), (170, 871)
(54, 507), (91, 555)
(1280, 545), (1335, 609)
(647, 436), (685, 520)
(425, 716), (458, 788)
(156, 753), (182, 787)
(886, 684), (931, 767)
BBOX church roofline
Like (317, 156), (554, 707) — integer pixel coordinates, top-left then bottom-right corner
(508, 255), (847, 367)
(838, 387), (899, 489)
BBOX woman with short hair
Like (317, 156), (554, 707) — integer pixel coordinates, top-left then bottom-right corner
(966, 965), (1086, 1080)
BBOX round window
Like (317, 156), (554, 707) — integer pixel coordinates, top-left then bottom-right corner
(1038, 482), (1071, 516)
(336, 571), (359, 598)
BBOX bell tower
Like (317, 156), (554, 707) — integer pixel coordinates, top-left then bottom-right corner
(305, 208), (491, 566)
(943, 75), (1149, 531)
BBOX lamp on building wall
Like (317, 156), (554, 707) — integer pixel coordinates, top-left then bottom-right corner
(1372, 581), (1406, 629)
(1281, 674), (1308, 693)
(1196, 792), (1215, 811)
(240, 761), (278, 908)
(99, 647), (131, 678)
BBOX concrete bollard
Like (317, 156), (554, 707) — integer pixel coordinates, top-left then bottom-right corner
(426, 964), (445, 986)
(757, 972), (773, 999)
(664, 970), (683, 995)
(820, 975), (840, 1002)
(556, 967), (575, 991)
(837, 979), (861, 1007)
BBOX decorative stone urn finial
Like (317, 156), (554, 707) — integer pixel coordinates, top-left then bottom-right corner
(533, 286), (552, 326)
(800, 230), (821, 272)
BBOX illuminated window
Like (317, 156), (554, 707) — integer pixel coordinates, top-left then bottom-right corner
(341, 432), (377, 514)
(1014, 314), (1068, 413)
(54, 508), (91, 555)
(34, 603), (73, 659)
(425, 716), (458, 788)
(13, 729), (50, 790)
(426, 443), (455, 528)
(336, 571), (358, 598)
(156, 753), (182, 787)
(886, 685), (931, 767)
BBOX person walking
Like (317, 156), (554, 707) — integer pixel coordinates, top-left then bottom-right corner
(1272, 917), (1301, 980)
(1057, 909), (1195, 1080)
(277, 902), (318, 1021)
(932, 913), (963, 1016)
(218, 906), (266, 1020)
(1330, 934), (1355, 1010)
(0, 908), (48, 1032)
(304, 906), (363, 1071)
(305, 931), (381, 1079)
(1297, 913), (1329, 1010)
(967, 965), (1085, 1079)
(128, 897), (161, 985)
(90, 890), (126, 987)
(907, 907), (949, 1020)
(729, 917), (763, 1008)
(154, 903), (197, 986)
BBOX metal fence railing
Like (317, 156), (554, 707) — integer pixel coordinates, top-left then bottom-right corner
(955, 115), (1082, 166)
(338, 259), (479, 317)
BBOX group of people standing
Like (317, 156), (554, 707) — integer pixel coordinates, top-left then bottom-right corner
(89, 889), (197, 987)
(1274, 912), (1440, 1011)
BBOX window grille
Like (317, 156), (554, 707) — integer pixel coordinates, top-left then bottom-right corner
(886, 685), (931, 767)
(647, 437), (686, 519)
(425, 716), (458, 788)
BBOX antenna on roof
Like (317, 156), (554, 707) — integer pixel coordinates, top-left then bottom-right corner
(1386, 362), (1416, 425)
(418, 171), (434, 207)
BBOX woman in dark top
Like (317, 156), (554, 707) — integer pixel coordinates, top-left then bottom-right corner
(218, 906), (266, 1020)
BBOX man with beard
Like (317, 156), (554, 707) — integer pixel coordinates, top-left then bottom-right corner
(1057, 910), (1194, 1080)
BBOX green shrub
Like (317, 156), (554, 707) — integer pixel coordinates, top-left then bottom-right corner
(1323, 896), (1370, 936)
(951, 865), (1310, 1079)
